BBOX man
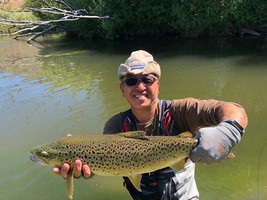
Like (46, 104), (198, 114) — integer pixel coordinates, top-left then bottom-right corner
(54, 50), (248, 200)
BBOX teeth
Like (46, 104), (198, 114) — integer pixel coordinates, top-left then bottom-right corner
(134, 94), (150, 99)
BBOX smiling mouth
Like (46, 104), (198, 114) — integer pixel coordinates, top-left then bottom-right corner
(134, 94), (147, 98)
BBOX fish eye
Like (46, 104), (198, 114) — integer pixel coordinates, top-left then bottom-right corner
(41, 151), (49, 156)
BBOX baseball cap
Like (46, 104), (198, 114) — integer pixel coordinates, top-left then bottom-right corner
(118, 50), (161, 80)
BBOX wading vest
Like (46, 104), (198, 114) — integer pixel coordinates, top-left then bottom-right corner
(121, 100), (182, 199)
(121, 100), (179, 136)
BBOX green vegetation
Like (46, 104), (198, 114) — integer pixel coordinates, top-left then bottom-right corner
(0, 1), (37, 34)
(0, 10), (37, 35)
(0, 9), (36, 21)
(7, 0), (267, 38)
(102, 0), (267, 38)
(0, 1), (30, 21)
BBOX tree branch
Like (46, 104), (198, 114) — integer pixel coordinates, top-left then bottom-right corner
(0, 0), (111, 43)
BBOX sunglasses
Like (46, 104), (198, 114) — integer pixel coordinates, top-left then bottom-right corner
(123, 76), (157, 86)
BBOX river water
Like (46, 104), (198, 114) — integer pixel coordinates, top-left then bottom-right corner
(0, 36), (266, 200)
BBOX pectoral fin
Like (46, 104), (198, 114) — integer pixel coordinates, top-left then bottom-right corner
(66, 168), (74, 200)
(170, 159), (185, 171)
(128, 175), (142, 191)
(119, 131), (149, 140)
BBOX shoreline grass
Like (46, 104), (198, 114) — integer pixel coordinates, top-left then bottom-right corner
(0, 0), (38, 35)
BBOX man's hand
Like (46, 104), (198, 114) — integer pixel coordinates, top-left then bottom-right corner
(53, 160), (93, 179)
(190, 121), (242, 164)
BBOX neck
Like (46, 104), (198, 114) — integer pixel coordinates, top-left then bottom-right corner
(131, 102), (158, 124)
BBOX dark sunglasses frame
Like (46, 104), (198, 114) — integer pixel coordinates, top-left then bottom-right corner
(123, 76), (157, 86)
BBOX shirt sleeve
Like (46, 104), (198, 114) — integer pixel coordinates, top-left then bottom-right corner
(171, 98), (241, 133)
(103, 113), (124, 134)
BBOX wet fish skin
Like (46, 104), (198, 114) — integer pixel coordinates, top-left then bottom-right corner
(30, 131), (197, 199)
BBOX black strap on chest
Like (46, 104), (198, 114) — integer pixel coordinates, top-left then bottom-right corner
(121, 100), (177, 135)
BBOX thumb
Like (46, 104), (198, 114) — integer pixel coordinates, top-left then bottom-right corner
(189, 145), (202, 163)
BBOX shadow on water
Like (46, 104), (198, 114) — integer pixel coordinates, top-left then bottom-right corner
(36, 35), (267, 57)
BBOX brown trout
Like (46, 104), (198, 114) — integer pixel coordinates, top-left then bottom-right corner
(30, 131), (197, 200)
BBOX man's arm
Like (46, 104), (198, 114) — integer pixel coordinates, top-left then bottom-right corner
(189, 100), (248, 163)
(103, 113), (124, 134)
(172, 98), (247, 133)
(217, 102), (248, 129)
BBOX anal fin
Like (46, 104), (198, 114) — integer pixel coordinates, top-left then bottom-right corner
(128, 174), (142, 191)
(170, 159), (186, 171)
(66, 167), (74, 200)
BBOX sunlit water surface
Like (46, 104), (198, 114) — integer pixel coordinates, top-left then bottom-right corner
(0, 37), (267, 200)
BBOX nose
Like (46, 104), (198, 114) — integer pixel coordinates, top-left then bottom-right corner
(136, 80), (146, 89)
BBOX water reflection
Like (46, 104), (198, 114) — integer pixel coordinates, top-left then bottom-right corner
(0, 36), (267, 200)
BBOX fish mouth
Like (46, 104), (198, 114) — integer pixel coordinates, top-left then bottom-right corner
(30, 155), (40, 162)
(30, 155), (49, 165)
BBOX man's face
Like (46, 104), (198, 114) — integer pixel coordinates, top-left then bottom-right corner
(120, 74), (160, 110)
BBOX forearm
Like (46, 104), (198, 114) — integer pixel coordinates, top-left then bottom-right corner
(188, 100), (248, 163)
(218, 102), (248, 129)
(103, 113), (124, 134)
(172, 98), (248, 133)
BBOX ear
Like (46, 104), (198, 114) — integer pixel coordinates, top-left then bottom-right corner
(120, 83), (125, 96)
(157, 81), (160, 94)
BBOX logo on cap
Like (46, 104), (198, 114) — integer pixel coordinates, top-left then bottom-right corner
(130, 65), (145, 70)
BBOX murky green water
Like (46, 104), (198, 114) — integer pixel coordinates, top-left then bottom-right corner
(0, 36), (267, 200)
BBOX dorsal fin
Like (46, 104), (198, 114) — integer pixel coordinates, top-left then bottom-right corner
(119, 131), (149, 140)
(178, 131), (194, 138)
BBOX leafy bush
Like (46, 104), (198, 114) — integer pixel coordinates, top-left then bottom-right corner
(25, 0), (267, 39)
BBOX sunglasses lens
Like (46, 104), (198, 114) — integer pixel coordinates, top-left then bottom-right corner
(124, 76), (156, 86)
(124, 78), (138, 86)
(142, 77), (154, 84)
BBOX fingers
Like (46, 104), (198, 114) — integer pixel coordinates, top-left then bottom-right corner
(82, 164), (93, 179)
(189, 147), (200, 163)
(73, 159), (83, 178)
(74, 160), (93, 179)
(53, 167), (61, 175)
(53, 163), (70, 179)
(53, 160), (92, 179)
